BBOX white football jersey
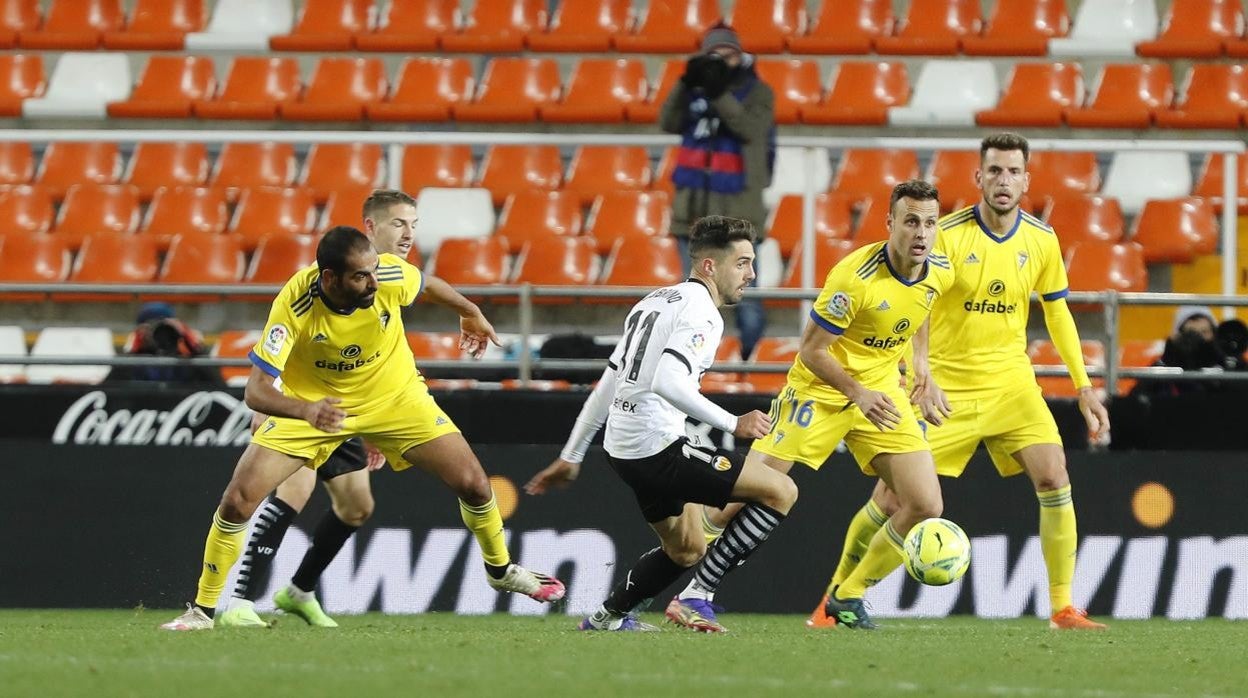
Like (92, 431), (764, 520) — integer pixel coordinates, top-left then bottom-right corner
(604, 281), (724, 459)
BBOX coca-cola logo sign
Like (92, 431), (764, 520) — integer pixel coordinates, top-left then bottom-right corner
(52, 391), (254, 446)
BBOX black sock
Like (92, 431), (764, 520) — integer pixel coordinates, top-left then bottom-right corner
(485, 562), (510, 580)
(291, 510), (359, 592)
(194, 603), (215, 619)
(233, 496), (298, 602)
(690, 503), (785, 595)
(603, 547), (690, 616)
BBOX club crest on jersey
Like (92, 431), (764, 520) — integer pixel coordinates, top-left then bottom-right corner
(712, 456), (732, 472)
(688, 332), (706, 354)
(341, 344), (362, 359)
(263, 324), (288, 355)
(1017, 251), (1029, 269)
(379, 311), (391, 330)
(924, 288), (936, 308)
(827, 291), (850, 319)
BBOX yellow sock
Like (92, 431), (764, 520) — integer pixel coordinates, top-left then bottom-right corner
(1038, 485), (1077, 612)
(193, 510), (249, 611)
(836, 519), (905, 600)
(701, 507), (725, 544)
(460, 495), (510, 568)
(828, 500), (888, 594)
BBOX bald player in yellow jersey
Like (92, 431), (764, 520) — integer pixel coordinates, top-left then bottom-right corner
(161, 226), (565, 630)
(810, 133), (1111, 631)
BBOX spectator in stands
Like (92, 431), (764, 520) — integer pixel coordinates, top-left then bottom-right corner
(1130, 306), (1229, 397)
(107, 302), (222, 385)
(660, 22), (775, 360)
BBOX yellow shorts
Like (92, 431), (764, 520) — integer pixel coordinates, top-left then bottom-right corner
(251, 381), (460, 471)
(926, 383), (1062, 478)
(752, 383), (929, 475)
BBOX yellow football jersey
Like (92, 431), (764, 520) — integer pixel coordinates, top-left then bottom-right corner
(788, 241), (955, 401)
(249, 253), (424, 412)
(929, 205), (1069, 398)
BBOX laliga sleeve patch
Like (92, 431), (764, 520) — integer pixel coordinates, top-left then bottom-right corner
(263, 324), (288, 355)
(827, 291), (850, 319)
(687, 332), (706, 355)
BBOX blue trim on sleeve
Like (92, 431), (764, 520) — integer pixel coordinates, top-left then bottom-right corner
(1041, 287), (1070, 302)
(417, 269), (425, 298)
(809, 309), (846, 335)
(248, 350), (281, 378)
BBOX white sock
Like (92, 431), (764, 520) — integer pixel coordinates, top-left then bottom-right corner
(678, 579), (714, 602)
(590, 605), (625, 629)
(288, 583), (315, 602)
(229, 598), (255, 611)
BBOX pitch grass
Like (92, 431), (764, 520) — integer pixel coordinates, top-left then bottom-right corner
(1, 610), (1244, 698)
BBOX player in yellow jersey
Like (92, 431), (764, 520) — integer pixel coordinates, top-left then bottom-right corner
(808, 133), (1111, 631)
(161, 226), (565, 630)
(740, 180), (954, 629)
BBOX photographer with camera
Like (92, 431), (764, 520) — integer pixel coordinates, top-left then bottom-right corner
(660, 22), (775, 361)
(1130, 306), (1245, 397)
(107, 302), (223, 385)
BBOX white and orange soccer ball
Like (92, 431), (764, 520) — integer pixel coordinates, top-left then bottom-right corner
(903, 518), (971, 586)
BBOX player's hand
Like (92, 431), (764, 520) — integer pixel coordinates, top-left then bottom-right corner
(525, 458), (580, 495)
(733, 410), (773, 439)
(1077, 387), (1110, 444)
(459, 311), (502, 359)
(910, 374), (953, 427)
(249, 411), (269, 434)
(852, 389), (903, 431)
(303, 397), (346, 433)
(363, 440), (386, 471)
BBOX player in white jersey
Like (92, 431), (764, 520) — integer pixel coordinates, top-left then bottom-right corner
(527, 216), (798, 633)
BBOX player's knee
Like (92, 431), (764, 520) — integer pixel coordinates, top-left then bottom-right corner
(218, 487), (260, 524)
(455, 470), (493, 506)
(1031, 463), (1070, 492)
(913, 493), (943, 521)
(764, 473), (799, 513)
(335, 498), (374, 527)
(665, 537), (705, 567)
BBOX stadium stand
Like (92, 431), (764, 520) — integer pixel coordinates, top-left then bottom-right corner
(527, 0), (630, 52)
(961, 0), (1069, 56)
(123, 142), (211, 201)
(354, 0), (455, 52)
(269, 0), (371, 52)
(800, 61), (908, 125)
(874, 0), (981, 56)
(22, 51), (129, 119)
(1049, 0), (1158, 56)
(102, 0), (207, 50)
(185, 0), (292, 51)
(494, 190), (584, 253)
(367, 57), (473, 122)
(541, 58), (648, 124)
(585, 190), (671, 253)
(1065, 63), (1174, 129)
(0, 141), (33, 184)
(888, 59), (996, 126)
(0, 53), (44, 116)
(562, 146), (651, 205)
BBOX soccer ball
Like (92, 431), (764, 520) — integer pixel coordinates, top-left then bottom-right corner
(903, 518), (971, 586)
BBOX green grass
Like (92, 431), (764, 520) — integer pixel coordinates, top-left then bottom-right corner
(0, 610), (1244, 698)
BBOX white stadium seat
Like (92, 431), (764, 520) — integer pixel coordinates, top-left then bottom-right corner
(186, 0), (295, 51)
(26, 327), (115, 385)
(762, 146), (832, 209)
(22, 54), (131, 119)
(889, 60), (998, 127)
(1050, 0), (1159, 57)
(0, 326), (27, 383)
(1101, 151), (1192, 215)
(413, 188), (497, 256)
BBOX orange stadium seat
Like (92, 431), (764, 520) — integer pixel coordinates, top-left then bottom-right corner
(494, 190), (583, 253)
(755, 59), (820, 124)
(124, 142), (210, 201)
(140, 187), (229, 247)
(1130, 197), (1219, 263)
(1043, 194), (1125, 256)
(452, 57), (560, 123)
(0, 54), (44, 116)
(159, 233), (245, 294)
(527, 0), (630, 52)
(962, 0), (1070, 56)
(1117, 338), (1165, 394)
(1193, 153), (1248, 213)
(431, 236), (509, 285)
(355, 0), (456, 52)
(477, 145), (563, 205)
(513, 236), (599, 286)
(320, 187), (373, 229)
(69, 232), (158, 284)
(0, 233), (70, 284)
(926, 150), (981, 211)
(874, 0), (981, 55)
(406, 331), (464, 360)
(299, 144), (384, 203)
(107, 55), (215, 119)
(193, 57), (300, 120)
(210, 142), (297, 202)
(0, 0), (40, 49)
(1154, 63), (1248, 129)
(52, 184), (141, 249)
(1065, 63), (1174, 129)
(0, 141), (33, 185)
(245, 233), (317, 284)
(402, 144), (475, 192)
(563, 146), (651, 205)
(441, 0), (546, 52)
(747, 336), (800, 393)
(500, 379), (572, 391)
(282, 57), (387, 122)
(1137, 0), (1242, 58)
(832, 149), (920, 202)
(1026, 151), (1100, 202)
(1065, 241), (1147, 293)
(852, 197), (891, 244)
(800, 61), (908, 125)
(787, 0), (891, 54)
(587, 190), (671, 253)
(228, 186), (318, 250)
(1229, 23), (1248, 56)
(976, 62), (1083, 127)
(18, 0), (122, 49)
(625, 59), (683, 123)
(541, 58), (648, 123)
(366, 57), (473, 122)
(767, 193), (856, 258)
(102, 0), (205, 50)
(613, 0), (719, 53)
(1028, 339), (1104, 398)
(35, 142), (122, 200)
(601, 236), (682, 287)
(0, 185), (53, 234)
(652, 146), (678, 195)
(212, 329), (259, 385)
(732, 0), (807, 54)
(270, 0), (372, 51)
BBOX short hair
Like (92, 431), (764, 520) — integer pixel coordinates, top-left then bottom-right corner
(317, 226), (374, 275)
(362, 189), (417, 223)
(888, 179), (940, 211)
(980, 132), (1030, 163)
(688, 215), (756, 259)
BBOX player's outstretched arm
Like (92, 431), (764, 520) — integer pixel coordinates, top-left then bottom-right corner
(907, 318), (952, 426)
(526, 367), (619, 494)
(419, 274), (503, 358)
(243, 366), (345, 433)
(797, 319), (901, 431)
(1040, 297), (1110, 441)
